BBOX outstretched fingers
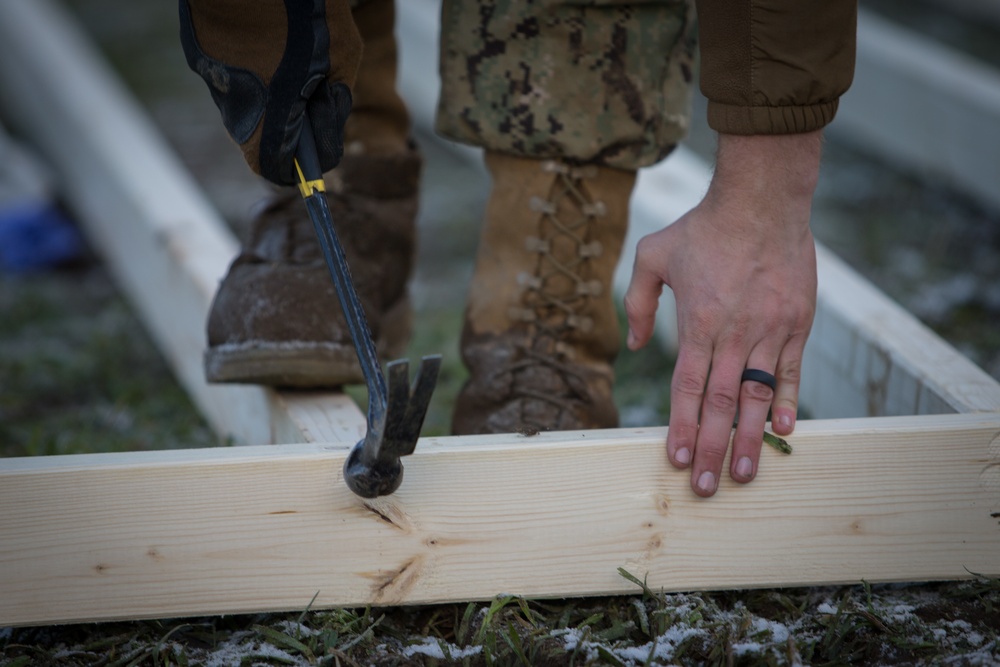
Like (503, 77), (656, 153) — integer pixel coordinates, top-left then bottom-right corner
(665, 342), (712, 474)
(729, 351), (780, 485)
(670, 334), (803, 496)
(771, 333), (808, 436)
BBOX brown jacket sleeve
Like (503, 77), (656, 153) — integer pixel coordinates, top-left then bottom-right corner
(695, 0), (858, 135)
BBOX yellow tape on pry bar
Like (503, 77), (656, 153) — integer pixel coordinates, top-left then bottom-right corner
(294, 158), (326, 198)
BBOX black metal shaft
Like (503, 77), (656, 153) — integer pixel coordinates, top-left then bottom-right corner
(301, 194), (387, 418)
(295, 120), (439, 498)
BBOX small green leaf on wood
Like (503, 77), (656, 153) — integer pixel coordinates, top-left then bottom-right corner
(763, 431), (792, 454)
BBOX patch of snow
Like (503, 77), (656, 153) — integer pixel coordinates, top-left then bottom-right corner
(553, 627), (582, 652)
(879, 602), (916, 623)
(52, 649), (80, 659)
(274, 620), (319, 638)
(553, 623), (705, 666)
(660, 624), (704, 647)
(200, 631), (310, 667)
(943, 641), (1000, 666)
(749, 617), (791, 644)
(944, 619), (973, 632)
(731, 641), (763, 657)
(402, 636), (482, 661)
(612, 642), (661, 664)
(816, 602), (838, 614)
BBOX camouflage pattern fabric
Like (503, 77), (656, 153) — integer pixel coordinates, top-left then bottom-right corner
(436, 0), (696, 170)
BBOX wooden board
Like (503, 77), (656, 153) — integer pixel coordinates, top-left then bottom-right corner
(2, 413), (998, 626)
(0, 0), (366, 446)
(803, 244), (1000, 418)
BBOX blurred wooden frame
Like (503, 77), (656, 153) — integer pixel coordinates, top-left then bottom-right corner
(0, 0), (998, 627)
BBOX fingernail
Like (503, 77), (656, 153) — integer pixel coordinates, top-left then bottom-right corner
(736, 456), (753, 479)
(675, 447), (691, 465)
(777, 413), (794, 431)
(626, 328), (637, 350)
(697, 470), (716, 494)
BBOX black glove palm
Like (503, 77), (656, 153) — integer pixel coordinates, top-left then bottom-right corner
(179, 0), (360, 185)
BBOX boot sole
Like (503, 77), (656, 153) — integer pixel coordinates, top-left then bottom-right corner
(203, 296), (411, 388)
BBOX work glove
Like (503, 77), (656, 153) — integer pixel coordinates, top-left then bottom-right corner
(179, 0), (362, 185)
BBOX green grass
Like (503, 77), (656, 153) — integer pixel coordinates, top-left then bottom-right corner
(3, 576), (997, 665)
(0, 268), (217, 457)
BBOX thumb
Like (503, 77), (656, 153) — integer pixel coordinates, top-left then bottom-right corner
(623, 240), (667, 351)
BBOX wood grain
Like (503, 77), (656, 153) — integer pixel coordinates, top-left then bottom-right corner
(2, 414), (998, 626)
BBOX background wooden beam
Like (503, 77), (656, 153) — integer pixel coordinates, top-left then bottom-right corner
(0, 0), (366, 446)
(2, 413), (998, 627)
(835, 9), (1000, 213)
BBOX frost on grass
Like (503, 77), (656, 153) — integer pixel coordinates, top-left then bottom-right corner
(274, 619), (319, 638)
(402, 636), (483, 660)
(201, 630), (309, 667)
(551, 594), (800, 666)
(2, 580), (999, 665)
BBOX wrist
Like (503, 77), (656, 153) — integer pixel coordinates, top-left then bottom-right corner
(703, 131), (823, 234)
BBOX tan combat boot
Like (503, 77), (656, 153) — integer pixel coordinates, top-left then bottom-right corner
(453, 152), (636, 434)
(204, 0), (417, 387)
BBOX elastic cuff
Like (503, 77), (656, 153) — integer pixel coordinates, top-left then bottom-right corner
(706, 100), (840, 135)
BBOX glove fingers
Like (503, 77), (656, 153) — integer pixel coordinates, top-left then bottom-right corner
(179, 0), (361, 185)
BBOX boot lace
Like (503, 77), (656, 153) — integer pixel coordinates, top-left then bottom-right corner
(502, 160), (609, 416)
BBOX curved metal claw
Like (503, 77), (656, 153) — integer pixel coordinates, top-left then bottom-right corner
(383, 355), (442, 458)
(343, 355), (442, 498)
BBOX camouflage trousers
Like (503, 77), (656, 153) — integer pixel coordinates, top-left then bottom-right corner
(435, 0), (697, 170)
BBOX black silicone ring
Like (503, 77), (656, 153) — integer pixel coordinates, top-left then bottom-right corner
(741, 368), (777, 391)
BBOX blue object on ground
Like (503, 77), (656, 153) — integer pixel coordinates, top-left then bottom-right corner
(0, 199), (84, 272)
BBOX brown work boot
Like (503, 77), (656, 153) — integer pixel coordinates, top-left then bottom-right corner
(204, 0), (417, 387)
(453, 152), (636, 434)
(204, 148), (419, 386)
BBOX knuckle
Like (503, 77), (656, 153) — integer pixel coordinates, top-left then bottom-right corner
(741, 380), (774, 402)
(778, 360), (802, 385)
(672, 371), (706, 398)
(622, 293), (647, 320)
(696, 445), (729, 472)
(634, 235), (659, 264)
(668, 423), (697, 448)
(704, 388), (738, 414)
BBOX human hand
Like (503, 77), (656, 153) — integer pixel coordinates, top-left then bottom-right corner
(624, 131), (823, 497)
(179, 0), (361, 185)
